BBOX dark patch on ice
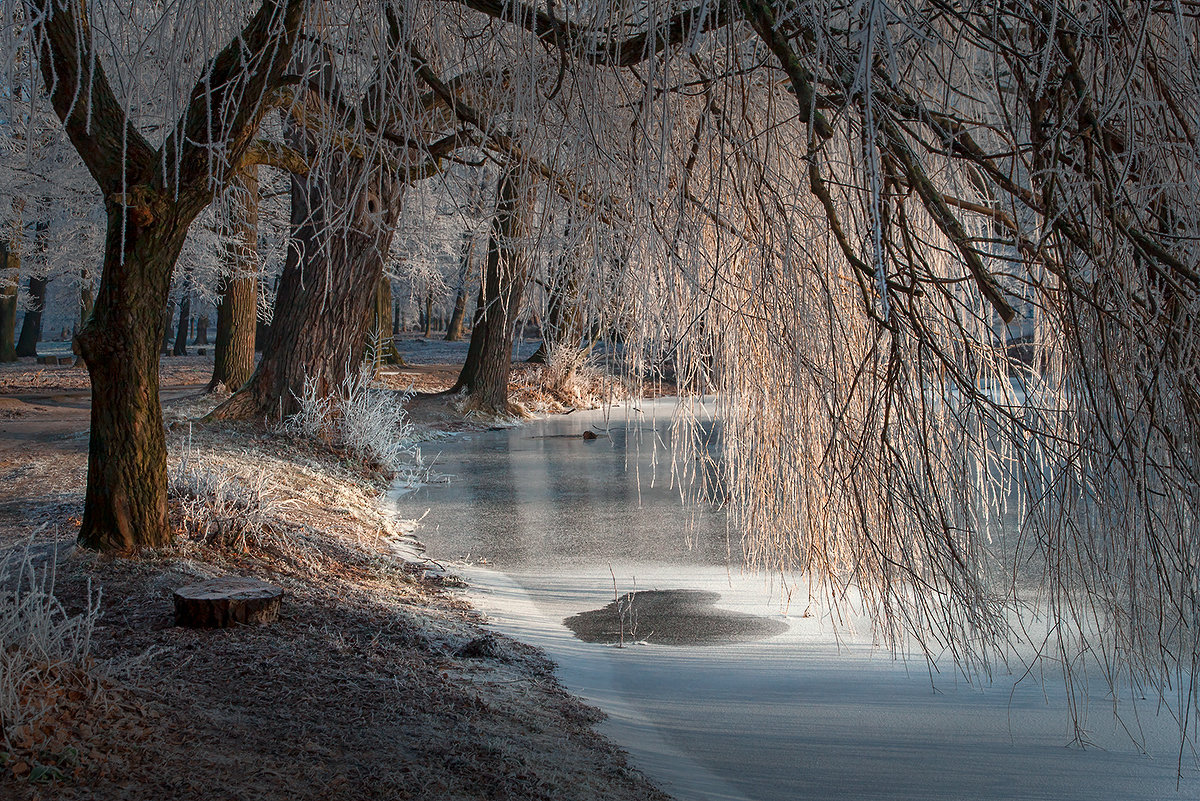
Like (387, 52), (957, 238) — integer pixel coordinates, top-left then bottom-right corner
(563, 589), (788, 646)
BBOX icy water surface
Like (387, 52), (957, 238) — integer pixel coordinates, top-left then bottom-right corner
(398, 401), (1200, 801)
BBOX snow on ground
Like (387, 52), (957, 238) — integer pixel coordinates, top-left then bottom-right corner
(401, 401), (1200, 801)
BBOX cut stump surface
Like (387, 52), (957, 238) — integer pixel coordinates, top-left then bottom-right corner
(174, 577), (283, 628)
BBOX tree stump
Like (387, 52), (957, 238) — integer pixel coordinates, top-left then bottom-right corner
(173, 577), (283, 628)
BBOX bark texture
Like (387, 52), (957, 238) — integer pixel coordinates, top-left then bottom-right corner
(77, 205), (190, 551)
(210, 167), (260, 392)
(31, 0), (304, 551)
(445, 282), (469, 341)
(212, 160), (404, 420)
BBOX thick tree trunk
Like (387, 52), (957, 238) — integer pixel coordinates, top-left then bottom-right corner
(30, 0), (303, 553)
(212, 159), (403, 420)
(210, 167), (259, 392)
(450, 164), (533, 415)
(423, 286), (434, 337)
(172, 293), (190, 355)
(0, 242), (17, 362)
(77, 206), (189, 552)
(15, 275), (47, 357)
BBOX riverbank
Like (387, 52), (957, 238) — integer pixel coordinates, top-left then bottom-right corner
(0, 374), (672, 800)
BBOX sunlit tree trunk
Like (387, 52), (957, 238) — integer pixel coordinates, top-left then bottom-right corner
(31, 0), (303, 550)
(212, 159), (404, 420)
(210, 166), (259, 392)
(76, 203), (192, 550)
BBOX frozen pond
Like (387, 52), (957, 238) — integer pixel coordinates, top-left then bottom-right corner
(398, 401), (1200, 801)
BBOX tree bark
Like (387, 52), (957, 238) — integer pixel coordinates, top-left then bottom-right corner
(172, 293), (190, 355)
(450, 163), (533, 415)
(445, 284), (469, 341)
(15, 275), (47, 358)
(211, 158), (404, 420)
(77, 205), (190, 551)
(209, 166), (260, 392)
(0, 242), (17, 362)
(193, 316), (209, 345)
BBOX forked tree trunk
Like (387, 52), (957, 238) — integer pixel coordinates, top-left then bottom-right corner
(211, 159), (403, 421)
(450, 164), (533, 415)
(31, 0), (303, 552)
(172, 293), (190, 355)
(0, 242), (17, 362)
(210, 167), (260, 392)
(77, 205), (190, 551)
(15, 275), (47, 357)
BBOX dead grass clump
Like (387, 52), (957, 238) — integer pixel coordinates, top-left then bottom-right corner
(0, 544), (117, 784)
(511, 346), (626, 413)
(169, 450), (284, 551)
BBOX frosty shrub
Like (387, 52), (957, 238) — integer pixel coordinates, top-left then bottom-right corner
(0, 546), (101, 760)
(169, 448), (281, 550)
(517, 345), (615, 412)
(284, 369), (419, 478)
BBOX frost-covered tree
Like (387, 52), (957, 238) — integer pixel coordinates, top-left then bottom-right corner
(6, 0), (305, 550)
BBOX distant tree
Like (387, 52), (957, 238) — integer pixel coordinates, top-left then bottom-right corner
(0, 241), (17, 362)
(208, 168), (261, 392)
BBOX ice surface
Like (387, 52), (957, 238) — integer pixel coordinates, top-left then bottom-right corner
(399, 401), (1200, 801)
